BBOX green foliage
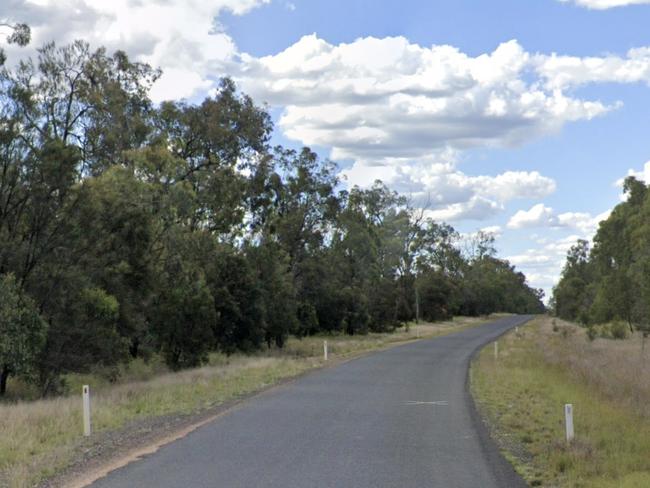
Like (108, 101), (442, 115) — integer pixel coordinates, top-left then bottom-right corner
(0, 36), (544, 397)
(246, 243), (298, 348)
(416, 270), (455, 321)
(153, 272), (216, 370)
(553, 177), (650, 338)
(0, 21), (30, 65)
(586, 326), (597, 341)
(0, 274), (47, 394)
(610, 321), (629, 340)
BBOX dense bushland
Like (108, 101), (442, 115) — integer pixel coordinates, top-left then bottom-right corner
(0, 34), (544, 397)
(552, 177), (650, 342)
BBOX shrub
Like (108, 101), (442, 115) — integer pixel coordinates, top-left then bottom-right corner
(610, 321), (629, 340)
(586, 327), (597, 342)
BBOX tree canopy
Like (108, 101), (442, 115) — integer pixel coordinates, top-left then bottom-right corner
(0, 37), (544, 396)
(553, 176), (650, 340)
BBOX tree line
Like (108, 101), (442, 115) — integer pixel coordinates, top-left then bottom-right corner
(0, 34), (544, 397)
(552, 177), (650, 340)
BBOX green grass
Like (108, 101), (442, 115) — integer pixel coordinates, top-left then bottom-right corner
(0, 315), (495, 488)
(471, 316), (650, 487)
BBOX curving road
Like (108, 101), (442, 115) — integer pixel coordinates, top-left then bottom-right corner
(90, 315), (531, 488)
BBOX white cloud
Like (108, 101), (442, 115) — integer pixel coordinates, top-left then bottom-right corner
(234, 36), (650, 221)
(341, 150), (556, 221)
(507, 204), (556, 228)
(235, 36), (613, 166)
(4, 6), (645, 224)
(425, 196), (504, 222)
(506, 234), (587, 298)
(508, 203), (610, 233)
(535, 48), (650, 90)
(616, 160), (650, 186)
(507, 253), (553, 266)
(0, 0), (270, 102)
(480, 225), (503, 237)
(505, 206), (611, 298)
(559, 0), (650, 9)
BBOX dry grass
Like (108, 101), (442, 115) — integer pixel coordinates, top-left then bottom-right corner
(0, 315), (496, 488)
(541, 318), (650, 418)
(279, 315), (496, 359)
(471, 316), (650, 487)
(0, 357), (312, 488)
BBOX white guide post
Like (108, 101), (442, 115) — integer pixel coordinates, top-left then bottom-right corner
(516, 326), (519, 335)
(324, 340), (328, 361)
(565, 404), (574, 442)
(494, 341), (499, 360)
(83, 385), (91, 437)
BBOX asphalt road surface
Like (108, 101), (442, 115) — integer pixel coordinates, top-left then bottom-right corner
(90, 315), (531, 488)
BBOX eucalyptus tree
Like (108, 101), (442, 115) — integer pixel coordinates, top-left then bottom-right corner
(0, 273), (46, 395)
(0, 21), (30, 66)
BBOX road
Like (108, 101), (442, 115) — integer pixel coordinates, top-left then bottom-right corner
(90, 315), (531, 488)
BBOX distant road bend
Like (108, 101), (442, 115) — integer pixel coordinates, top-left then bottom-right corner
(90, 315), (531, 488)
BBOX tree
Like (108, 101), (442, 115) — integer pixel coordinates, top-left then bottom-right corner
(553, 177), (650, 339)
(152, 270), (216, 370)
(0, 21), (30, 65)
(0, 273), (47, 395)
(0, 37), (547, 397)
(553, 240), (593, 322)
(246, 242), (298, 348)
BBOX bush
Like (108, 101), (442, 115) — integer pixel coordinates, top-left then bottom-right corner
(610, 321), (629, 340)
(552, 319), (559, 332)
(586, 327), (597, 342)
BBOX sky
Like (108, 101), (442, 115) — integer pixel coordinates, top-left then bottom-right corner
(2, 0), (650, 299)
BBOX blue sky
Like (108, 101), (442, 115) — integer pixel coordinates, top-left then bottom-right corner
(3, 0), (650, 298)
(224, 0), (650, 297)
(222, 0), (649, 57)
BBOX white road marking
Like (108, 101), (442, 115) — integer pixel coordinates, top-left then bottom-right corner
(405, 401), (449, 406)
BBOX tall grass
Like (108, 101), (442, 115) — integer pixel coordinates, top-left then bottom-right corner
(0, 315), (493, 488)
(471, 316), (650, 487)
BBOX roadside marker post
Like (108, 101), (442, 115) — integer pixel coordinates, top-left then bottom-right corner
(565, 404), (574, 442)
(494, 341), (499, 360)
(83, 385), (91, 437)
(324, 340), (328, 361)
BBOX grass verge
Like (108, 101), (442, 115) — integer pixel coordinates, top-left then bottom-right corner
(471, 316), (650, 487)
(1, 315), (495, 488)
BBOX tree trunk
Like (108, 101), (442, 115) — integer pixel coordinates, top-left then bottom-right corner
(0, 365), (10, 396)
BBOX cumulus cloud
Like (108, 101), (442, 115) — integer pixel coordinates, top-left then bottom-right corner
(503, 206), (612, 296)
(558, 0), (650, 9)
(535, 48), (650, 90)
(508, 204), (556, 228)
(480, 225), (503, 236)
(507, 203), (610, 232)
(5, 5), (647, 223)
(338, 150), (556, 221)
(506, 234), (589, 297)
(234, 35), (613, 165)
(0, 0), (270, 101)
(616, 160), (650, 186)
